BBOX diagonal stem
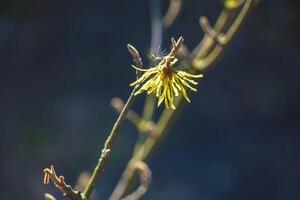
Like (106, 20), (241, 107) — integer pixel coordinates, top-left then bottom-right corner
(83, 87), (138, 199)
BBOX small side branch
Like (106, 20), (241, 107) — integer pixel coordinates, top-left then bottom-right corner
(193, 0), (256, 70)
(199, 16), (225, 46)
(43, 165), (84, 200)
(218, 0), (256, 45)
(111, 97), (157, 136)
(111, 97), (141, 127)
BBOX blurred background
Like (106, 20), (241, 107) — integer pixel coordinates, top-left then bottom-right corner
(1, 0), (300, 199)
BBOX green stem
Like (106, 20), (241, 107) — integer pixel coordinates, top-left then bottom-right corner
(83, 87), (138, 199)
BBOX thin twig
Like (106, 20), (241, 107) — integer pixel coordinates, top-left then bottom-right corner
(218, 0), (255, 45)
(45, 193), (57, 200)
(81, 40), (146, 199)
(199, 16), (224, 46)
(111, 97), (157, 136)
(43, 165), (83, 200)
(162, 0), (182, 27)
(121, 162), (152, 200)
(150, 0), (163, 53)
(111, 97), (141, 127)
(83, 86), (138, 199)
(193, 0), (256, 70)
(75, 172), (91, 192)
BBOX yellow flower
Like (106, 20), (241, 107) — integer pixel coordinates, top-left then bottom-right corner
(130, 37), (203, 109)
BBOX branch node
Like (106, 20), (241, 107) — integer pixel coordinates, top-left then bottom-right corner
(199, 16), (226, 46)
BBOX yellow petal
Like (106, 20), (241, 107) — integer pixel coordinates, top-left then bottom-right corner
(179, 84), (191, 103)
(175, 75), (197, 92)
(131, 65), (155, 72)
(177, 72), (198, 85)
(156, 81), (163, 97)
(179, 71), (203, 78)
(171, 80), (179, 96)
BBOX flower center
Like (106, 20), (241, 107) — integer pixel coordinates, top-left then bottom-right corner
(162, 65), (175, 77)
(161, 57), (176, 77)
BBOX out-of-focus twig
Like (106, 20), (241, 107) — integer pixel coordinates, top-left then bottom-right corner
(162, 0), (182, 27)
(120, 162), (152, 200)
(223, 0), (245, 10)
(45, 193), (57, 200)
(199, 16), (224, 45)
(150, 0), (163, 52)
(176, 43), (190, 59)
(193, 0), (256, 70)
(192, 8), (231, 65)
(111, 97), (157, 136)
(218, 0), (254, 45)
(111, 97), (141, 128)
(43, 165), (84, 200)
(141, 0), (163, 126)
(75, 172), (91, 192)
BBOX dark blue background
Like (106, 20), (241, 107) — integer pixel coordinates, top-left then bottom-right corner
(1, 0), (300, 199)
